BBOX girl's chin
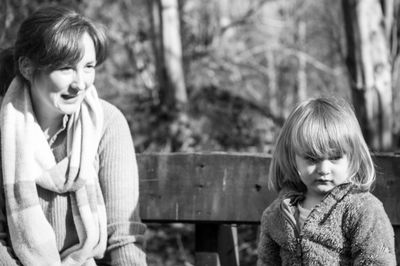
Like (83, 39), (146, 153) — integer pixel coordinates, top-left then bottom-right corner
(312, 184), (335, 195)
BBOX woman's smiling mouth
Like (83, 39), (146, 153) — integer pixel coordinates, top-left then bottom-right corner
(61, 93), (82, 101)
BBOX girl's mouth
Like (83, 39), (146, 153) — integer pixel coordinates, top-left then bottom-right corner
(315, 179), (332, 185)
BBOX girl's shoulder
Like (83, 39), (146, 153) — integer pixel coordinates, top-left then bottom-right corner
(261, 188), (303, 217)
(342, 188), (389, 223)
(260, 189), (294, 221)
(259, 197), (282, 229)
(262, 197), (281, 216)
(345, 188), (384, 209)
(341, 188), (394, 255)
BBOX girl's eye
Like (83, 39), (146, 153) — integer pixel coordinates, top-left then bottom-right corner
(304, 156), (318, 163)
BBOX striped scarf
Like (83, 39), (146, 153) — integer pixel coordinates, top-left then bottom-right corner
(0, 77), (107, 266)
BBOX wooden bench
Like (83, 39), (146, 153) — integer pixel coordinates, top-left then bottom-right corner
(138, 152), (400, 265)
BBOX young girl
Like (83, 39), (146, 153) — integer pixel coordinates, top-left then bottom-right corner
(257, 97), (396, 265)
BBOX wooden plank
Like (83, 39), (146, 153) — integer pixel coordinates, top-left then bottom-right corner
(395, 226), (400, 262)
(138, 152), (274, 223)
(371, 154), (400, 224)
(138, 152), (400, 225)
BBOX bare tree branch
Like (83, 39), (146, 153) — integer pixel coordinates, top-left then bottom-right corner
(236, 45), (343, 76)
(219, 0), (270, 35)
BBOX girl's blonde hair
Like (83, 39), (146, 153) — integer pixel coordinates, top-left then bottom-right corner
(268, 97), (375, 192)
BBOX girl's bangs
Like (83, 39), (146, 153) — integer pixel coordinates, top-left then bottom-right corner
(292, 113), (353, 158)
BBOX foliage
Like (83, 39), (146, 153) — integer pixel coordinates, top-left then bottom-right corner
(145, 224), (195, 266)
(0, 0), (355, 264)
(1, 0), (350, 153)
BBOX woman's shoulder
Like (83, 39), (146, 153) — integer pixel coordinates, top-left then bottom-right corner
(99, 99), (124, 118)
(97, 99), (133, 144)
(99, 99), (129, 127)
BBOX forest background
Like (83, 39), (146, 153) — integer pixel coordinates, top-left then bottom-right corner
(1, 0), (400, 265)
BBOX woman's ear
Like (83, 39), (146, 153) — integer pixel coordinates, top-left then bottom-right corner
(18, 57), (34, 81)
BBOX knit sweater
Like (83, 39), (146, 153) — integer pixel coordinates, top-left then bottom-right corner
(257, 183), (396, 266)
(0, 100), (147, 265)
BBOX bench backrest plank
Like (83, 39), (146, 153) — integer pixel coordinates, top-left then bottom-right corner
(138, 153), (400, 225)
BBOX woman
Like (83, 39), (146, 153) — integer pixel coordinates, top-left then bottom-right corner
(0, 5), (147, 265)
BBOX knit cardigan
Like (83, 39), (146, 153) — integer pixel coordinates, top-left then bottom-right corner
(257, 183), (396, 266)
(0, 100), (147, 265)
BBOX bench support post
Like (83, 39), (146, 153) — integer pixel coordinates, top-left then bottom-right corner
(195, 223), (239, 266)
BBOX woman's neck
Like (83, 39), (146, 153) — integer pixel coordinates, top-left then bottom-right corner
(33, 107), (63, 142)
(29, 87), (64, 141)
(39, 117), (63, 142)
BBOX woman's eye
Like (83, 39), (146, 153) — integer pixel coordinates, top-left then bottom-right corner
(58, 66), (72, 71)
(86, 62), (96, 68)
(84, 64), (96, 71)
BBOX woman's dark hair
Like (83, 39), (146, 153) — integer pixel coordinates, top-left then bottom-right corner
(0, 48), (15, 95)
(0, 5), (108, 95)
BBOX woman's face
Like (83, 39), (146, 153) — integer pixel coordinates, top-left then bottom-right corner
(30, 32), (97, 119)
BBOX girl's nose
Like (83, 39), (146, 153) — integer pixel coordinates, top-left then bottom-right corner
(317, 160), (330, 175)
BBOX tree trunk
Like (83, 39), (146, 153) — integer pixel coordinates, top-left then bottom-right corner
(297, 21), (307, 102)
(389, 1), (400, 151)
(160, 0), (187, 109)
(147, 0), (164, 105)
(147, 0), (189, 151)
(147, 0), (187, 110)
(266, 49), (278, 113)
(342, 0), (393, 151)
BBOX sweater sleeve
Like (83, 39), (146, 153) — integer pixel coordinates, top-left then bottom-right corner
(348, 194), (396, 266)
(96, 102), (147, 266)
(257, 208), (282, 266)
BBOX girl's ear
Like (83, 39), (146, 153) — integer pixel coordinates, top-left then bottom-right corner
(18, 57), (34, 81)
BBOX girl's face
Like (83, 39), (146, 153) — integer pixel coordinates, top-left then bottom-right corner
(295, 153), (351, 200)
(30, 32), (96, 120)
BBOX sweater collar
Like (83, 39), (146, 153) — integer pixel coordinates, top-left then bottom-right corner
(279, 182), (354, 208)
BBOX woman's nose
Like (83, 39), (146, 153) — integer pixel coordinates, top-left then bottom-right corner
(70, 73), (85, 93)
(69, 82), (84, 94)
